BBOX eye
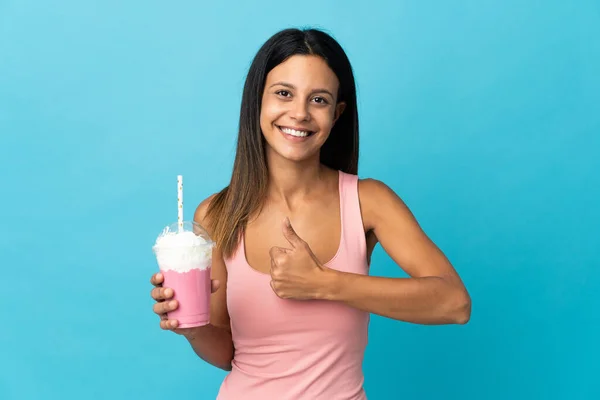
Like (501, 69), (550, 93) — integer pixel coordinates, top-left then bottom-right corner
(275, 90), (292, 98)
(312, 96), (329, 104)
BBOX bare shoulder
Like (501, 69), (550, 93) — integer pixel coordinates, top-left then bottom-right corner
(358, 178), (416, 233)
(358, 177), (396, 198)
(193, 193), (219, 234)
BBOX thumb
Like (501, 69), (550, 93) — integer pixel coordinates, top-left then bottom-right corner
(282, 217), (303, 248)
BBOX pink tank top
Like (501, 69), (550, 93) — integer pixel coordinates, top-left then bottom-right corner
(217, 171), (370, 400)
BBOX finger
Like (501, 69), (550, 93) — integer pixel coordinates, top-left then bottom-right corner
(150, 272), (164, 286)
(211, 279), (220, 293)
(269, 246), (281, 259)
(269, 246), (291, 260)
(269, 250), (281, 269)
(274, 255), (287, 269)
(270, 280), (284, 298)
(150, 287), (162, 301)
(150, 286), (173, 301)
(154, 299), (178, 315)
(160, 319), (179, 330)
(282, 217), (304, 248)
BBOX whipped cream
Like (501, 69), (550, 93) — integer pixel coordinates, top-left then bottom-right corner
(153, 230), (214, 272)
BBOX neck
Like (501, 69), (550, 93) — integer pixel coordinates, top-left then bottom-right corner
(265, 149), (326, 204)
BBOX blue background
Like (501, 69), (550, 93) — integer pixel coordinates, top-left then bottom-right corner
(1, 1), (599, 399)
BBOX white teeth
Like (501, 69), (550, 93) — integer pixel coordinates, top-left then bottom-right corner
(280, 127), (310, 137)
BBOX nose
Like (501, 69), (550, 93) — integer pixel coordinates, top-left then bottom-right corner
(290, 99), (310, 122)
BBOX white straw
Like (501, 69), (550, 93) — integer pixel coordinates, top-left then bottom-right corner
(177, 175), (183, 232)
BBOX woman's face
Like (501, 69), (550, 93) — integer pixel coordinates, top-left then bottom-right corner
(260, 55), (345, 163)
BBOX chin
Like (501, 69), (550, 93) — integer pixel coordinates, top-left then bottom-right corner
(263, 134), (325, 164)
(275, 149), (317, 163)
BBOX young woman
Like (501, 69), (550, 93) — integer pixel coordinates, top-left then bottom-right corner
(150, 28), (471, 399)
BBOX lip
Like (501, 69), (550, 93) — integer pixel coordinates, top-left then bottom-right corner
(276, 125), (315, 142)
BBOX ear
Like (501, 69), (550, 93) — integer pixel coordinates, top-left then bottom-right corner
(333, 102), (346, 125)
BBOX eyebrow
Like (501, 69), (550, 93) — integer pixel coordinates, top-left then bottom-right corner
(269, 82), (335, 98)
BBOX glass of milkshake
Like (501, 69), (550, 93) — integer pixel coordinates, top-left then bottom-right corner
(152, 176), (215, 328)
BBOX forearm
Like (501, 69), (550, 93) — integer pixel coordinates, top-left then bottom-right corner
(182, 324), (234, 371)
(321, 270), (471, 325)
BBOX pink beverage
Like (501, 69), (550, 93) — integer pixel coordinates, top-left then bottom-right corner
(153, 221), (215, 328)
(161, 268), (211, 327)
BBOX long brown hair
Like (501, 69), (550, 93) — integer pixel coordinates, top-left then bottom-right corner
(206, 28), (359, 258)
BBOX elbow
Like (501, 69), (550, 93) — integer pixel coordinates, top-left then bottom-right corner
(220, 363), (233, 372)
(445, 286), (471, 325)
(220, 350), (235, 371)
(217, 354), (234, 371)
(214, 356), (233, 371)
(453, 289), (471, 325)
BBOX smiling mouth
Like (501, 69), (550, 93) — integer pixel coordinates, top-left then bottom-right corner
(277, 125), (316, 138)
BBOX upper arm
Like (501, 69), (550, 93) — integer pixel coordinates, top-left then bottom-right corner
(194, 194), (231, 332)
(358, 179), (465, 286)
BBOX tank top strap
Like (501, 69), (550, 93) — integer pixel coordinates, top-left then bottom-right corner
(338, 171), (367, 264)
